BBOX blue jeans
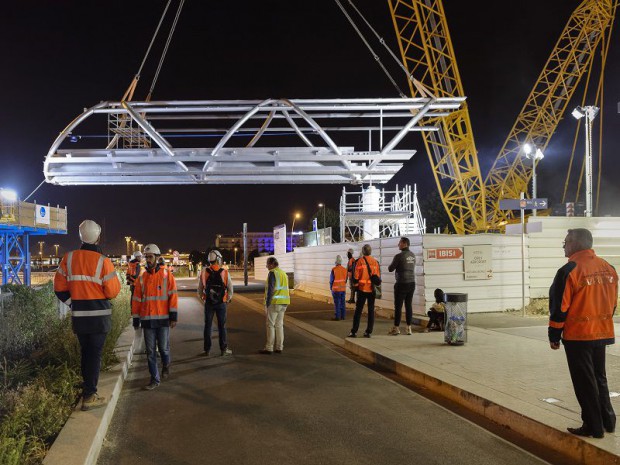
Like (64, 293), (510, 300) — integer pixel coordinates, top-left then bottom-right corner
(204, 303), (228, 352)
(143, 326), (170, 384)
(76, 332), (107, 397)
(332, 291), (346, 319)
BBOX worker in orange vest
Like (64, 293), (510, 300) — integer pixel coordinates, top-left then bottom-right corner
(346, 248), (357, 304)
(330, 255), (348, 320)
(126, 251), (142, 296)
(549, 228), (618, 438)
(348, 244), (381, 338)
(54, 219), (121, 411)
(132, 243), (178, 390)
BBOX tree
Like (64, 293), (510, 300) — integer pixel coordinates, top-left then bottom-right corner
(419, 190), (453, 234)
(306, 206), (341, 243)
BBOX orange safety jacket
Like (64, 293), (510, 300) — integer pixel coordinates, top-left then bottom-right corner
(199, 264), (230, 303)
(549, 249), (618, 344)
(331, 265), (348, 292)
(132, 265), (178, 328)
(54, 244), (121, 334)
(354, 255), (381, 293)
(126, 259), (141, 286)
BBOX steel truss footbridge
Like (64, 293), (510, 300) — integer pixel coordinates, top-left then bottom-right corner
(44, 97), (464, 186)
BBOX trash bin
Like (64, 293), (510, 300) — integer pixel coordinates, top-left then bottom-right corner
(444, 293), (467, 345)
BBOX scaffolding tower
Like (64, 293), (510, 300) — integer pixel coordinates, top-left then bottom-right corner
(339, 184), (425, 242)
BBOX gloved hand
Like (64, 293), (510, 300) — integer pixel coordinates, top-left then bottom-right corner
(133, 318), (140, 329)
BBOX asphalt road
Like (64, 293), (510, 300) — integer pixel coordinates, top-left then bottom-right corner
(98, 292), (550, 465)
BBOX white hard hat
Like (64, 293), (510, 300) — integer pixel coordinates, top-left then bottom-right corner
(143, 244), (161, 255)
(133, 251), (143, 259)
(79, 220), (101, 244)
(208, 250), (222, 263)
(335, 255), (343, 265)
(347, 248), (354, 254)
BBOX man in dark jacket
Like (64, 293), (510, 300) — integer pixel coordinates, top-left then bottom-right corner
(549, 228), (618, 438)
(387, 237), (416, 335)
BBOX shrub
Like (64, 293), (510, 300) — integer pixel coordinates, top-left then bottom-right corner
(0, 274), (131, 464)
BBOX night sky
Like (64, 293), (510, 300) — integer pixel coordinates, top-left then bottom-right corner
(1, 1), (619, 255)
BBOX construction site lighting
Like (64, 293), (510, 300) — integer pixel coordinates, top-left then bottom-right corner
(0, 189), (17, 202)
(572, 106), (586, 119)
(523, 143), (533, 155)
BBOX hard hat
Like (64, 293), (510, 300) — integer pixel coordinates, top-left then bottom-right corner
(133, 251), (143, 259)
(143, 244), (161, 255)
(347, 248), (354, 254)
(78, 220), (101, 244)
(335, 255), (343, 265)
(208, 250), (222, 263)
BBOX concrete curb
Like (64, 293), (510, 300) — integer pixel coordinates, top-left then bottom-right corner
(43, 323), (137, 465)
(234, 293), (619, 465)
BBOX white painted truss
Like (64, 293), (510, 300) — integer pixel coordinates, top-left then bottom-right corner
(44, 97), (464, 185)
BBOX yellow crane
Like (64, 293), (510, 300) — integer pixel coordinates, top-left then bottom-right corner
(388, 0), (617, 233)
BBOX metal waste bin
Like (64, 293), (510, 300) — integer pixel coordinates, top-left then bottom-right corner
(444, 293), (467, 345)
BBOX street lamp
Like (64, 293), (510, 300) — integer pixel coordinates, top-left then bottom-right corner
(125, 236), (131, 257)
(523, 144), (545, 217)
(54, 244), (59, 257)
(318, 203), (326, 229)
(234, 247), (238, 267)
(290, 212), (301, 252)
(572, 105), (599, 217)
(131, 240), (137, 253)
(138, 243), (143, 252)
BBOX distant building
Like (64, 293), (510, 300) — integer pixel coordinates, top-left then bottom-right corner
(215, 232), (303, 254)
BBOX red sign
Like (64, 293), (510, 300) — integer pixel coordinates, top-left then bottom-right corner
(427, 248), (463, 260)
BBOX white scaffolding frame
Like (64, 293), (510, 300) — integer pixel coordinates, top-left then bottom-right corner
(44, 97), (464, 185)
(339, 184), (425, 242)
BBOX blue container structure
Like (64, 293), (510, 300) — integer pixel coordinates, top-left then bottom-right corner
(0, 201), (67, 286)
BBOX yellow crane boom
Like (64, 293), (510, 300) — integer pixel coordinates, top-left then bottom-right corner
(388, 0), (617, 233)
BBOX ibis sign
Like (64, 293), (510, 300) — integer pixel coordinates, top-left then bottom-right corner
(426, 248), (463, 260)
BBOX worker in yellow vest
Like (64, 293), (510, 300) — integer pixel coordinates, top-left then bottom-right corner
(330, 255), (348, 320)
(259, 257), (290, 354)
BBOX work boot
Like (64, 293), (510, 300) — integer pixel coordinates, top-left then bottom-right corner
(406, 325), (412, 335)
(221, 348), (233, 356)
(161, 365), (170, 380)
(81, 393), (107, 411)
(387, 327), (400, 336)
(143, 381), (159, 391)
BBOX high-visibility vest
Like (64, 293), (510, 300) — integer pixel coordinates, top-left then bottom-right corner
(132, 266), (178, 327)
(354, 255), (381, 293)
(348, 257), (358, 288)
(54, 248), (121, 333)
(126, 260), (141, 285)
(265, 267), (290, 305)
(331, 265), (347, 292)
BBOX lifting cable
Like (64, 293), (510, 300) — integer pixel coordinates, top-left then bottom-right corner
(333, 0), (407, 98)
(333, 0), (434, 98)
(147, 0), (186, 101)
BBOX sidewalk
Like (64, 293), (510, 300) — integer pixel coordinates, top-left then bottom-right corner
(235, 288), (620, 465)
(44, 279), (620, 465)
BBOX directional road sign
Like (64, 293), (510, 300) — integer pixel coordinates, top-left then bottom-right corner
(499, 198), (548, 210)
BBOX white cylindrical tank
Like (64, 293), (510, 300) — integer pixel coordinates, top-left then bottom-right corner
(363, 186), (380, 240)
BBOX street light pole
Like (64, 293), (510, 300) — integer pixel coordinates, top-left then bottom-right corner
(290, 213), (300, 252)
(234, 247), (238, 267)
(523, 144), (544, 217)
(131, 240), (137, 253)
(125, 236), (131, 257)
(572, 105), (599, 217)
(54, 244), (59, 257)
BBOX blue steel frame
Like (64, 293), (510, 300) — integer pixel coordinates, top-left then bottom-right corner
(0, 225), (66, 286)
